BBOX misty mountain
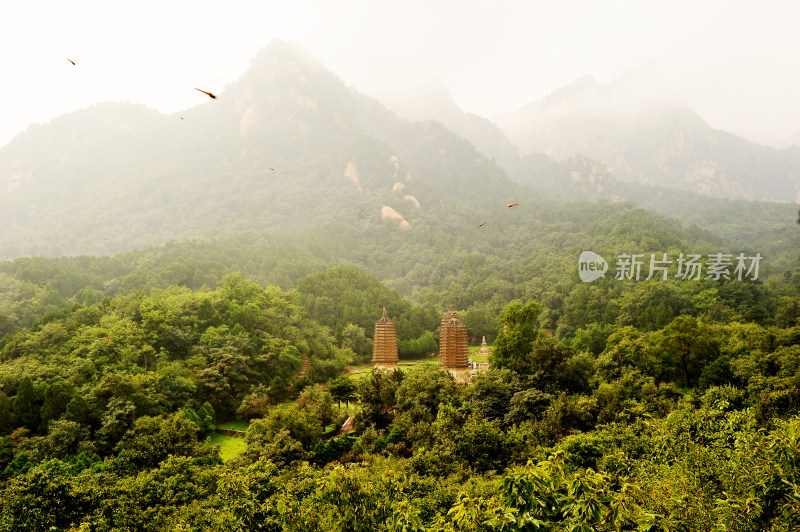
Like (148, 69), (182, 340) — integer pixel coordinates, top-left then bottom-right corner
(1, 38), (797, 270)
(370, 79), (623, 202)
(495, 74), (800, 203)
(780, 130), (800, 149)
(376, 79), (519, 170)
(0, 39), (520, 260)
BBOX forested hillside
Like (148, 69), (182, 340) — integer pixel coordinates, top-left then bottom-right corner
(3, 195), (796, 343)
(0, 191), (798, 528)
(0, 251), (799, 529)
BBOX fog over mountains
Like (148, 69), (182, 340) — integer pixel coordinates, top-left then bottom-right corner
(495, 74), (800, 202)
(0, 39), (798, 260)
(383, 67), (800, 203)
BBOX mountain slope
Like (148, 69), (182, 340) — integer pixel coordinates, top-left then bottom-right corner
(376, 79), (519, 170)
(0, 40), (520, 260)
(495, 74), (800, 202)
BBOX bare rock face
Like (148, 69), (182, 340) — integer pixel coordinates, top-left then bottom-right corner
(380, 205), (411, 230)
(345, 161), (363, 193)
(403, 195), (420, 208)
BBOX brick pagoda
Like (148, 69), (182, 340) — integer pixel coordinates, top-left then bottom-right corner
(439, 307), (469, 370)
(372, 307), (398, 369)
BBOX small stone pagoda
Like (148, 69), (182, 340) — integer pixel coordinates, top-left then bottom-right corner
(479, 336), (490, 356)
(471, 335), (491, 373)
(372, 307), (398, 369)
(439, 306), (469, 370)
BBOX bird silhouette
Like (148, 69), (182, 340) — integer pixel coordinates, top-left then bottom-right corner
(478, 222), (486, 227)
(507, 203), (519, 208)
(67, 58), (75, 65)
(195, 88), (216, 99)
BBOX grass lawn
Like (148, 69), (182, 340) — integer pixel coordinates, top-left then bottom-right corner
(398, 357), (439, 367)
(346, 357), (443, 381)
(210, 433), (247, 462)
(346, 371), (373, 382)
(217, 419), (250, 431)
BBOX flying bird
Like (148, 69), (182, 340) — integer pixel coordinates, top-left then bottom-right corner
(67, 58), (75, 65)
(269, 168), (275, 171)
(194, 88), (216, 99)
(478, 222), (486, 227)
(179, 117), (184, 120)
(507, 203), (519, 208)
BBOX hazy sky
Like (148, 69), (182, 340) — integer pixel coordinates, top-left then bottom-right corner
(2, 0), (799, 148)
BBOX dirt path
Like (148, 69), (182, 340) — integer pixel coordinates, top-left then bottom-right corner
(298, 353), (311, 377)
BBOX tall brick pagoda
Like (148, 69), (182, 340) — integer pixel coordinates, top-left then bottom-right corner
(372, 307), (398, 369)
(439, 307), (469, 370)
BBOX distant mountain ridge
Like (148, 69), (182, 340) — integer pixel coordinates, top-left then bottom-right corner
(372, 68), (799, 204)
(494, 74), (800, 203)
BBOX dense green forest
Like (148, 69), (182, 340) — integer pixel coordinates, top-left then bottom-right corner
(0, 201), (798, 529)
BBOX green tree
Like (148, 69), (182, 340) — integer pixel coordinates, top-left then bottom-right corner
(239, 423), (312, 467)
(12, 376), (38, 432)
(341, 324), (372, 362)
(571, 323), (615, 356)
(113, 412), (215, 473)
(216, 458), (284, 530)
(395, 364), (458, 419)
(504, 388), (553, 426)
(297, 384), (335, 429)
(314, 464), (403, 532)
(38, 381), (75, 431)
(354, 369), (402, 431)
(0, 465), (91, 531)
(617, 282), (689, 332)
(398, 331), (438, 359)
(491, 300), (541, 372)
(467, 368), (519, 422)
(96, 397), (136, 453)
(393, 365), (459, 446)
(30, 420), (92, 460)
(597, 326), (662, 380)
(652, 316), (719, 387)
(329, 376), (356, 408)
(0, 391), (13, 435)
(63, 394), (92, 427)
(236, 386), (271, 420)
